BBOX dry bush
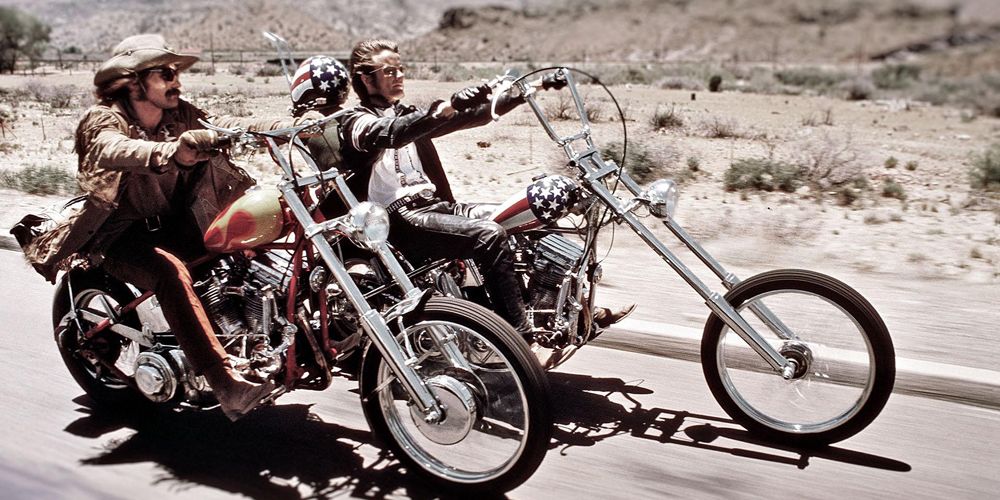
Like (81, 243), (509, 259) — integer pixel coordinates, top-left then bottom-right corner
(584, 100), (604, 122)
(701, 116), (743, 138)
(24, 80), (81, 109)
(650, 105), (684, 130)
(792, 132), (864, 188)
(968, 143), (1000, 190)
(0, 164), (79, 195)
(544, 92), (574, 121)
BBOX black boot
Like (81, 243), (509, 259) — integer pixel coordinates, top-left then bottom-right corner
(483, 256), (533, 341)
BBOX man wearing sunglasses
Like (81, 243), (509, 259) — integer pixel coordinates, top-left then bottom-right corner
(23, 34), (320, 420)
(334, 39), (634, 358)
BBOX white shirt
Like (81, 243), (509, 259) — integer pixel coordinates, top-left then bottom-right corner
(366, 107), (436, 206)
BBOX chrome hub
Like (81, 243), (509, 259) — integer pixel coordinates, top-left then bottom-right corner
(409, 375), (477, 445)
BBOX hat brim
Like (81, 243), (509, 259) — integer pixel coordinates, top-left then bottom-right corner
(94, 50), (200, 87)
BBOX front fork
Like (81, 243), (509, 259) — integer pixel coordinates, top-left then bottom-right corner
(578, 154), (799, 377)
(275, 142), (472, 421)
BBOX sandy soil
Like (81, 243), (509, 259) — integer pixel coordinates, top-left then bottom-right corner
(0, 72), (997, 371)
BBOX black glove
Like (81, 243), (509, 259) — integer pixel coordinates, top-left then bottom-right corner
(450, 84), (491, 112)
(542, 71), (567, 91)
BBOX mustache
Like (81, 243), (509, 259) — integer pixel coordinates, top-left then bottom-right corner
(166, 89), (181, 97)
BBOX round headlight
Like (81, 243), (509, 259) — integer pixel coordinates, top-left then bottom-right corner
(643, 179), (679, 219)
(348, 202), (390, 249)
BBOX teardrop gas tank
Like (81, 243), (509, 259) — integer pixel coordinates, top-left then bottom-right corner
(489, 175), (579, 234)
(203, 186), (288, 253)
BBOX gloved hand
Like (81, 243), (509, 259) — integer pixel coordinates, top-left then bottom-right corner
(450, 83), (491, 112)
(293, 110), (328, 138)
(175, 129), (220, 167)
(541, 71), (567, 91)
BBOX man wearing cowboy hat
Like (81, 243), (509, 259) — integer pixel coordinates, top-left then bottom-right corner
(23, 34), (316, 420)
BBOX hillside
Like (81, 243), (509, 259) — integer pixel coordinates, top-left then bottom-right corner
(5, 0), (998, 68)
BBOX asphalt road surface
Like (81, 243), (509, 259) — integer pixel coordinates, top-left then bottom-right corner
(1, 249), (998, 499)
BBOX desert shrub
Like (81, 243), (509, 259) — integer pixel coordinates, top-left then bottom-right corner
(905, 160), (918, 171)
(881, 178), (907, 200)
(774, 67), (848, 89)
(842, 77), (874, 101)
(584, 101), (604, 122)
(229, 64), (247, 76)
(968, 143), (1000, 190)
(656, 76), (704, 90)
(701, 116), (742, 138)
(544, 92), (574, 121)
(872, 64), (921, 89)
(24, 80), (79, 108)
(835, 185), (861, 206)
(790, 0), (862, 24)
(884, 156), (898, 169)
(793, 132), (864, 188)
(723, 157), (802, 192)
(255, 64), (284, 77)
(650, 106), (683, 130)
(602, 141), (663, 183)
(686, 156), (700, 172)
(0, 164), (78, 195)
(708, 75), (722, 92)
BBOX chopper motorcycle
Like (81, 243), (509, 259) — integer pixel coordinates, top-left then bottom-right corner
(43, 112), (552, 493)
(391, 67), (896, 447)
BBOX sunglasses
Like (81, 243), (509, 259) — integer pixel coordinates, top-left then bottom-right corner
(146, 67), (179, 82)
(366, 64), (405, 78)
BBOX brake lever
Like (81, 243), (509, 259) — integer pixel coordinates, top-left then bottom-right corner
(489, 69), (521, 122)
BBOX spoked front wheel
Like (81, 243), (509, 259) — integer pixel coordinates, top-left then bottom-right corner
(701, 269), (895, 446)
(359, 297), (551, 493)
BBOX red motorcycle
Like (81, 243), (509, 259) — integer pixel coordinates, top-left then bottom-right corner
(48, 114), (552, 493)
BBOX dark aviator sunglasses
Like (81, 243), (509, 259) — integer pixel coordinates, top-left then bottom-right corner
(146, 67), (179, 82)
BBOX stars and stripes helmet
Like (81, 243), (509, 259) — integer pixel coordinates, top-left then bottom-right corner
(290, 55), (350, 117)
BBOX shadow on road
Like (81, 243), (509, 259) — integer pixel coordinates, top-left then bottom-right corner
(548, 372), (911, 472)
(62, 396), (446, 499)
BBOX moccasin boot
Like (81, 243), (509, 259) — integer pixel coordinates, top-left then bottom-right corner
(593, 304), (637, 329)
(203, 362), (276, 421)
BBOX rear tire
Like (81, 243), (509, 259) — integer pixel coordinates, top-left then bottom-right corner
(360, 296), (551, 494)
(52, 271), (144, 407)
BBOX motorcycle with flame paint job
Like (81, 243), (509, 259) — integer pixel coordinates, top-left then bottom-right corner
(394, 68), (896, 447)
(48, 112), (552, 493)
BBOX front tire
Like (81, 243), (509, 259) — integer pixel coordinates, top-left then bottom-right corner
(701, 269), (895, 446)
(360, 297), (552, 493)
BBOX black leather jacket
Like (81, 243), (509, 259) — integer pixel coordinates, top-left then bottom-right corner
(331, 92), (525, 211)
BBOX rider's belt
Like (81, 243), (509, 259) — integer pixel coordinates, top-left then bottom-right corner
(143, 215), (163, 232)
(386, 191), (437, 213)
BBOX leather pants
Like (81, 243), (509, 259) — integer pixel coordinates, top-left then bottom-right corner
(389, 201), (531, 335)
(100, 220), (228, 374)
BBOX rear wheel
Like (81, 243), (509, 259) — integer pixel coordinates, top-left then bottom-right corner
(360, 297), (551, 493)
(701, 269), (895, 446)
(52, 272), (143, 406)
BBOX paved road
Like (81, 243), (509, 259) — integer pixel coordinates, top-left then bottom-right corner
(2, 248), (999, 498)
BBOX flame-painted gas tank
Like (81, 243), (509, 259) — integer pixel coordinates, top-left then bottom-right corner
(203, 186), (289, 253)
(489, 175), (579, 234)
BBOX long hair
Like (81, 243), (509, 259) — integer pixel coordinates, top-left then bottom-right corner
(349, 39), (398, 103)
(93, 75), (136, 104)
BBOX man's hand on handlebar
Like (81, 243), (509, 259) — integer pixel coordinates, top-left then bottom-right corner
(175, 129), (223, 168)
(541, 71), (567, 91)
(450, 83), (492, 112)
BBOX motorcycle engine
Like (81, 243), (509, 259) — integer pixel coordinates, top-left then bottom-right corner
(194, 251), (295, 379)
(526, 234), (584, 314)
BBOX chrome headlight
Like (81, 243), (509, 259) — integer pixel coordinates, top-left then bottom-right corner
(347, 202), (390, 249)
(642, 179), (679, 219)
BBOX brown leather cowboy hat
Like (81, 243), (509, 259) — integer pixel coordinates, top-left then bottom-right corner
(94, 34), (199, 87)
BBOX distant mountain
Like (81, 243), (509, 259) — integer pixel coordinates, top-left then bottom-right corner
(5, 0), (999, 67)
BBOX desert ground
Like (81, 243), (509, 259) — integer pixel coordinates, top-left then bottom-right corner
(0, 67), (998, 373)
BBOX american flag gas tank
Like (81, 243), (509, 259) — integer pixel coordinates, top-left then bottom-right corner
(489, 175), (580, 233)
